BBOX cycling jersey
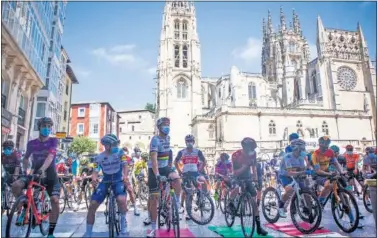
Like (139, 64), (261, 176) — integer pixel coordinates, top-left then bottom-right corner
(215, 161), (232, 176)
(311, 149), (336, 172)
(24, 137), (58, 180)
(134, 160), (147, 175)
(279, 152), (306, 176)
(149, 135), (170, 168)
(94, 151), (127, 181)
(344, 153), (359, 170)
(231, 149), (256, 179)
(337, 155), (346, 168)
(174, 148), (205, 173)
(364, 153), (377, 169)
(1, 151), (21, 174)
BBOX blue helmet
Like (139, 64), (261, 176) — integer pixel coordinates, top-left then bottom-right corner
(156, 117), (170, 128)
(185, 134), (195, 142)
(100, 134), (119, 146)
(220, 153), (230, 160)
(289, 133), (299, 141)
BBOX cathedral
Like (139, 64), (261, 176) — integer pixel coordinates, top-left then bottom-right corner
(155, 1), (377, 165)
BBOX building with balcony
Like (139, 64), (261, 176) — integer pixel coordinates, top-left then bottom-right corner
(69, 102), (119, 152)
(1, 1), (56, 149)
(58, 47), (79, 134)
(118, 109), (155, 151)
(29, 1), (68, 139)
(155, 3), (376, 165)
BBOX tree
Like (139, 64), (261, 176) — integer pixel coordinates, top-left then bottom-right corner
(145, 103), (156, 113)
(69, 136), (97, 155)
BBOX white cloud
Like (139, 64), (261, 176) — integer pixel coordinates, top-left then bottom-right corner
(232, 37), (262, 62)
(147, 67), (157, 75)
(73, 66), (92, 78)
(309, 42), (318, 61)
(91, 45), (139, 65)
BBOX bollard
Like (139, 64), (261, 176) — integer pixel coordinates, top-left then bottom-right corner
(365, 179), (377, 231)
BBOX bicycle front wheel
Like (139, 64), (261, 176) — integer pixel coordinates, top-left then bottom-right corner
(171, 194), (180, 238)
(261, 187), (280, 224)
(6, 195), (31, 238)
(331, 188), (360, 233)
(362, 185), (372, 213)
(240, 192), (256, 238)
(108, 196), (119, 238)
(59, 185), (67, 214)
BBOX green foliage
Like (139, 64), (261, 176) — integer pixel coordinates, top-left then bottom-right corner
(145, 103), (156, 113)
(69, 136), (97, 155)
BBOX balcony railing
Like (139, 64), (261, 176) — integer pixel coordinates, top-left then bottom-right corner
(18, 107), (25, 126)
(2, 94), (6, 108)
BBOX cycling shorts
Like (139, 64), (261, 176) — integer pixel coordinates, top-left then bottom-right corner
(91, 180), (125, 204)
(279, 175), (305, 188)
(148, 166), (173, 194)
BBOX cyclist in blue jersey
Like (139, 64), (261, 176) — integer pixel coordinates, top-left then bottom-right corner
(145, 117), (181, 238)
(85, 134), (129, 238)
(285, 133), (299, 153)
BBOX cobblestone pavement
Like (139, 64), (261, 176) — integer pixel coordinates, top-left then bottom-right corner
(2, 196), (376, 237)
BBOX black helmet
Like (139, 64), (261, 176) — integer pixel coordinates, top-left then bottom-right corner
(241, 137), (257, 150)
(37, 117), (54, 129)
(2, 140), (14, 148)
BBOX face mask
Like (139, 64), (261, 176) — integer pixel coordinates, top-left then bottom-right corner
(136, 152), (141, 156)
(3, 149), (12, 156)
(247, 150), (255, 156)
(347, 151), (353, 155)
(186, 142), (194, 149)
(40, 127), (51, 137)
(111, 147), (119, 154)
(161, 126), (170, 135)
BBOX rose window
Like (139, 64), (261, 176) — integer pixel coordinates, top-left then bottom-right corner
(337, 67), (357, 91)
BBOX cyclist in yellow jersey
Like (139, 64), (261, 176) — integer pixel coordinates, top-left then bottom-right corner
(133, 152), (148, 183)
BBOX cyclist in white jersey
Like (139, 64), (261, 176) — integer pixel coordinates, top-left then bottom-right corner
(85, 134), (130, 237)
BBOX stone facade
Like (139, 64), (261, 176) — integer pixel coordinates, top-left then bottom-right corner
(118, 109), (155, 151)
(155, 1), (377, 165)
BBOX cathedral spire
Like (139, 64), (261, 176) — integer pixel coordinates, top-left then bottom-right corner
(262, 18), (267, 39)
(292, 9), (300, 34)
(267, 9), (273, 35)
(170, 0), (191, 11)
(280, 6), (286, 32)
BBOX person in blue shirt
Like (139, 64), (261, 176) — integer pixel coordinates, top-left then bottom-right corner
(285, 133), (299, 153)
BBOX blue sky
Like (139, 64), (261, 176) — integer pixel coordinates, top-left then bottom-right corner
(63, 1), (376, 111)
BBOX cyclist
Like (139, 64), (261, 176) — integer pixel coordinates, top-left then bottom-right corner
(11, 117), (60, 238)
(231, 137), (268, 236)
(133, 152), (148, 190)
(285, 133), (299, 153)
(145, 117), (181, 237)
(76, 156), (95, 207)
(278, 139), (310, 217)
(174, 134), (207, 220)
(133, 147), (142, 163)
(85, 134), (129, 237)
(363, 147), (377, 178)
(213, 153), (232, 201)
(330, 145), (346, 169)
(311, 136), (344, 206)
(344, 144), (362, 187)
(1, 140), (21, 190)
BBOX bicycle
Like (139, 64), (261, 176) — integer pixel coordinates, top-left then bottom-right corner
(213, 176), (230, 214)
(135, 174), (148, 209)
(314, 173), (360, 233)
(58, 174), (74, 213)
(5, 174), (51, 238)
(262, 174), (322, 234)
(223, 177), (256, 238)
(2, 172), (15, 216)
(182, 174), (215, 225)
(346, 170), (372, 213)
(158, 177), (180, 238)
(103, 181), (121, 238)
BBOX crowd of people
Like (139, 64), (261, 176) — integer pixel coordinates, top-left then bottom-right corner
(2, 116), (377, 238)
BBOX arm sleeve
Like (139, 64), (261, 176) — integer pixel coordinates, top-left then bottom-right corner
(311, 152), (320, 170)
(149, 137), (159, 153)
(198, 150), (206, 163)
(174, 150), (183, 164)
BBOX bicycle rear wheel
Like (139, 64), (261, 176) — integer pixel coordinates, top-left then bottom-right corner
(39, 191), (51, 236)
(84, 184), (93, 209)
(362, 185), (372, 213)
(262, 187), (280, 224)
(223, 192), (235, 227)
(59, 185), (67, 214)
(171, 194), (180, 238)
(6, 195), (31, 238)
(240, 192), (256, 238)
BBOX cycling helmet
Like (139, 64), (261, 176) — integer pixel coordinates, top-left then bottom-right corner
(156, 117), (170, 128)
(185, 134), (195, 142)
(134, 146), (141, 153)
(220, 153), (230, 160)
(122, 147), (129, 152)
(100, 134), (119, 146)
(330, 145), (340, 153)
(345, 144), (353, 151)
(80, 157), (89, 166)
(241, 137), (257, 150)
(318, 136), (331, 145)
(2, 140), (14, 148)
(56, 163), (66, 174)
(37, 117), (54, 129)
(365, 147), (373, 154)
(141, 152), (149, 160)
(289, 133), (299, 141)
(290, 139), (306, 151)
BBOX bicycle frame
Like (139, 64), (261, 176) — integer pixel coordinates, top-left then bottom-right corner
(24, 179), (49, 225)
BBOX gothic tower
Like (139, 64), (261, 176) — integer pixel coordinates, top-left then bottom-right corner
(156, 1), (202, 148)
(262, 8), (311, 107)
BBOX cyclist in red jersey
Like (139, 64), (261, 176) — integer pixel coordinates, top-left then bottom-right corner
(231, 137), (268, 236)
